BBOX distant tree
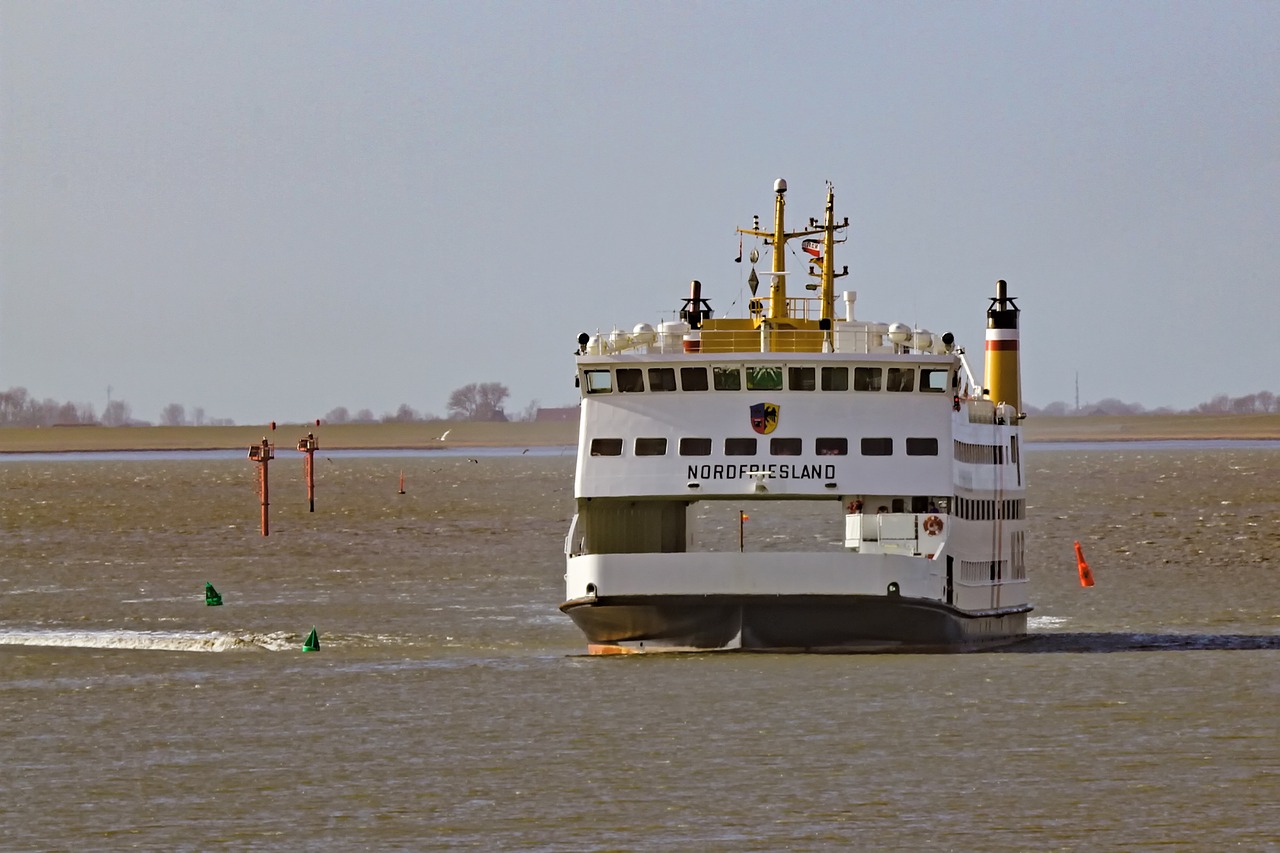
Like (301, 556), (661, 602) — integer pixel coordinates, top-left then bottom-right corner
(102, 399), (132, 427)
(1257, 391), (1276, 413)
(447, 382), (510, 421)
(354, 408), (376, 423)
(518, 399), (540, 422)
(55, 401), (80, 424)
(35, 398), (62, 424)
(0, 387), (29, 424)
(384, 404), (419, 423)
(1230, 394), (1258, 414)
(1040, 400), (1070, 416)
(191, 406), (206, 427)
(325, 406), (350, 424)
(1089, 398), (1144, 416)
(1197, 394), (1231, 414)
(160, 403), (187, 426)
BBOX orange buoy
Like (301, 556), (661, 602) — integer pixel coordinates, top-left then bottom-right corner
(1074, 541), (1095, 587)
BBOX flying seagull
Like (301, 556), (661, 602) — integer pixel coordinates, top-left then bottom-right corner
(438, 429), (452, 441)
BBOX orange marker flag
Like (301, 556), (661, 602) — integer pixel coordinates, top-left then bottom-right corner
(740, 512), (749, 521)
(1074, 541), (1095, 587)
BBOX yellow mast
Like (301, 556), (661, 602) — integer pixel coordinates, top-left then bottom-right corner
(811, 183), (849, 322)
(736, 179), (823, 321)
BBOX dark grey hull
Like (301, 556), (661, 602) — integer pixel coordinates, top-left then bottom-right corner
(560, 594), (1031, 653)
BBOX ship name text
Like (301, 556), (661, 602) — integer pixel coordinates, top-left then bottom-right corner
(687, 463), (837, 481)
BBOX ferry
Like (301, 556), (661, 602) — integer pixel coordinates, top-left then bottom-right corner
(560, 179), (1030, 653)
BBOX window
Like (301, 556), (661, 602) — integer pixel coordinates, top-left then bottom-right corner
(585, 370), (613, 394)
(746, 366), (783, 390)
(617, 368), (644, 393)
(788, 366), (816, 391)
(861, 437), (893, 456)
(648, 367), (676, 392)
(816, 437), (848, 456)
(920, 368), (948, 392)
(590, 438), (623, 456)
(725, 438), (758, 456)
(887, 367), (915, 392)
(854, 367), (882, 391)
(770, 437), (802, 456)
(713, 366), (742, 390)
(906, 437), (939, 456)
(680, 367), (709, 391)
(679, 437), (712, 456)
(635, 437), (667, 456)
(821, 367), (849, 391)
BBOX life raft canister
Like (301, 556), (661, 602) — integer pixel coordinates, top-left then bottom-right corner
(923, 515), (944, 536)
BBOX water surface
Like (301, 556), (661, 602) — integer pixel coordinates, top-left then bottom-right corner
(2, 449), (1277, 850)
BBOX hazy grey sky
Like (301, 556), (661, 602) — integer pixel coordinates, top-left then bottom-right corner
(3, 1), (1276, 424)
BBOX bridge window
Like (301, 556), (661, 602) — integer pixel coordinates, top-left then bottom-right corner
(617, 368), (644, 393)
(788, 367), (816, 391)
(589, 438), (623, 456)
(861, 437), (893, 456)
(713, 366), (742, 391)
(680, 367), (709, 391)
(921, 368), (948, 392)
(906, 437), (939, 456)
(770, 437), (802, 456)
(821, 367), (849, 391)
(679, 437), (712, 456)
(635, 437), (667, 456)
(816, 437), (848, 456)
(725, 438), (758, 456)
(746, 366), (783, 391)
(648, 367), (676, 392)
(887, 367), (915, 392)
(854, 367), (882, 391)
(585, 370), (613, 394)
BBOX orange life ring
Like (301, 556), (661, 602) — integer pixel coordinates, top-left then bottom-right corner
(923, 515), (944, 536)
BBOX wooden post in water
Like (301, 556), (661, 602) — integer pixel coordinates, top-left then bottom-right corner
(297, 432), (318, 512)
(247, 437), (275, 536)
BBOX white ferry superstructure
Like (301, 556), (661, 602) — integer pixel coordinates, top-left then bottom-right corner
(561, 179), (1030, 653)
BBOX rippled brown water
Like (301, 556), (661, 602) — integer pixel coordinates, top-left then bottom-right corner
(1, 447), (1277, 851)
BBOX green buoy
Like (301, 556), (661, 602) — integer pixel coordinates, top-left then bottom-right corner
(302, 627), (320, 652)
(204, 582), (223, 607)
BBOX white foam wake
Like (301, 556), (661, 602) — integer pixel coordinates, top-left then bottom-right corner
(0, 628), (297, 652)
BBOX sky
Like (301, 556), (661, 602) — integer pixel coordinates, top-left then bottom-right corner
(2, 1), (1277, 425)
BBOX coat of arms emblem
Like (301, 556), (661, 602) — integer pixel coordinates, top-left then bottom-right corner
(749, 402), (779, 435)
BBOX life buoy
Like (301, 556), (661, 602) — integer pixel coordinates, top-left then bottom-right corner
(923, 515), (944, 536)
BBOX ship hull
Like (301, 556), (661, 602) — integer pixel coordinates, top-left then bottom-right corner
(560, 594), (1029, 654)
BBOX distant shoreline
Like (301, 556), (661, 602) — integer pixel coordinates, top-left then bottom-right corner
(1, 414), (1278, 454)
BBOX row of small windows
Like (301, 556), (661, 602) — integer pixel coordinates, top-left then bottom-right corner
(954, 496), (1025, 520)
(954, 439), (1006, 465)
(959, 559), (1009, 584)
(589, 436), (941, 457)
(585, 365), (950, 395)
